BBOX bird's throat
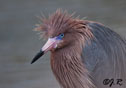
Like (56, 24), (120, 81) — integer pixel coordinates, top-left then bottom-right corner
(50, 50), (95, 88)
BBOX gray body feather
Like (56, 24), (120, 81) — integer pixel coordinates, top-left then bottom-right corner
(82, 23), (126, 88)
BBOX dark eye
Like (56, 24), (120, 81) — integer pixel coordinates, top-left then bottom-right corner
(56, 33), (64, 40)
(60, 33), (64, 38)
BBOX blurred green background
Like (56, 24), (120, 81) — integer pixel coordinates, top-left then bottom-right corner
(0, 0), (126, 88)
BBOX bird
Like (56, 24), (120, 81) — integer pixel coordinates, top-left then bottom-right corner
(31, 9), (126, 88)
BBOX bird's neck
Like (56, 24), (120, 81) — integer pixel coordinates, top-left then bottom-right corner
(50, 47), (95, 88)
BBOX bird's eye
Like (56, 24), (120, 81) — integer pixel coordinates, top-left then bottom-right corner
(59, 33), (64, 38)
(56, 33), (64, 40)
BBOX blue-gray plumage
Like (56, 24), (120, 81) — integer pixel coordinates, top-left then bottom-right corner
(82, 23), (126, 88)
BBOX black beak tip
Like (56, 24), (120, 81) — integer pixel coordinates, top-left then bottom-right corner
(31, 50), (44, 64)
(31, 60), (35, 64)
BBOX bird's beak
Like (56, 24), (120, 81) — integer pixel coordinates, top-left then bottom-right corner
(31, 38), (58, 64)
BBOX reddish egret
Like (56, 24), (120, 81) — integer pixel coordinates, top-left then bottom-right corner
(31, 9), (126, 88)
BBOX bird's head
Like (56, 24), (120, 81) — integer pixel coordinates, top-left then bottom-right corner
(31, 9), (92, 64)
